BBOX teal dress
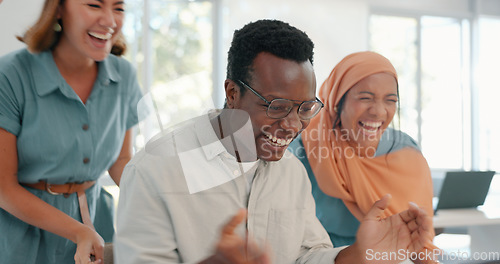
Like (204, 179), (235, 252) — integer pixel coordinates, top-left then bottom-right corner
(288, 128), (419, 247)
(0, 49), (143, 263)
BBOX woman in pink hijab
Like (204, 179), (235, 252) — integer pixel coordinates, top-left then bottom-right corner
(289, 51), (438, 263)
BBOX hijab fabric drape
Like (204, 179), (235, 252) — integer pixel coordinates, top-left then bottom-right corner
(302, 51), (434, 222)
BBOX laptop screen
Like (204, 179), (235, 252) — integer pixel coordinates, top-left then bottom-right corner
(434, 171), (495, 212)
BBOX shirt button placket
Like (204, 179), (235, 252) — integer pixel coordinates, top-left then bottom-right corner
(82, 124), (90, 165)
(81, 116), (91, 171)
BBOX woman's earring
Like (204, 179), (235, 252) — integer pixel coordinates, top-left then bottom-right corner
(333, 106), (338, 112)
(53, 22), (62, 32)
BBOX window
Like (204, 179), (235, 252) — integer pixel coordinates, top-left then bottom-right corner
(123, 0), (215, 147)
(370, 10), (500, 256)
(369, 14), (471, 169)
(420, 16), (468, 169)
(369, 15), (419, 142)
(477, 17), (500, 172)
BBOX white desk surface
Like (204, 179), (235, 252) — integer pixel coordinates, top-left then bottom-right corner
(433, 202), (500, 255)
(433, 179), (500, 229)
(433, 207), (500, 228)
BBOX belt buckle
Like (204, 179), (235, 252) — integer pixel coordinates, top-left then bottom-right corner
(45, 183), (63, 196)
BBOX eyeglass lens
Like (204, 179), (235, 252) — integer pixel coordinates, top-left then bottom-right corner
(267, 99), (322, 119)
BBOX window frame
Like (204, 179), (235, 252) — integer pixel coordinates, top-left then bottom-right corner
(368, 6), (477, 170)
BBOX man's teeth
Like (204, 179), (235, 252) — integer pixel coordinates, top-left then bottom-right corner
(360, 121), (382, 131)
(89, 32), (112, 40)
(266, 134), (292, 147)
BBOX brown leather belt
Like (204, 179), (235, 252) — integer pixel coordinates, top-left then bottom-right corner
(22, 181), (96, 229)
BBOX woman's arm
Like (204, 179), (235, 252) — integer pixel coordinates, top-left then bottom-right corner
(107, 128), (134, 186)
(0, 128), (104, 263)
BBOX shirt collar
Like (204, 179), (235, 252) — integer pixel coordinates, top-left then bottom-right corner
(97, 54), (121, 84)
(33, 50), (121, 97)
(194, 111), (228, 161)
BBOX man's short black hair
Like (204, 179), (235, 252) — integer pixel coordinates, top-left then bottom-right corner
(226, 19), (314, 96)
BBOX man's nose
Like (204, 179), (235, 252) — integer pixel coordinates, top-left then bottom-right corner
(280, 108), (302, 133)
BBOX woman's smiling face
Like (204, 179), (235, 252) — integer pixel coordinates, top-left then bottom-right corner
(57, 0), (125, 61)
(339, 72), (398, 152)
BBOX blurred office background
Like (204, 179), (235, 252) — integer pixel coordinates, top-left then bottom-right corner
(1, 0), (499, 260)
(3, 0), (498, 172)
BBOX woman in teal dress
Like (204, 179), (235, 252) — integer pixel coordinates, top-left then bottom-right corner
(0, 0), (142, 263)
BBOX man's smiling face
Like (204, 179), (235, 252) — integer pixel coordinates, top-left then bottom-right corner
(225, 52), (316, 161)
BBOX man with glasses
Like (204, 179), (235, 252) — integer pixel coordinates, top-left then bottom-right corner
(115, 19), (434, 264)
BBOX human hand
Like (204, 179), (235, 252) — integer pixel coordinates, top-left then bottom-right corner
(353, 194), (434, 263)
(202, 209), (271, 264)
(74, 225), (105, 264)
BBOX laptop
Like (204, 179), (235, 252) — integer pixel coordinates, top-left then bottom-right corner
(434, 171), (495, 212)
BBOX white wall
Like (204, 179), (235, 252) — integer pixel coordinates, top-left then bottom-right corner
(219, 0), (500, 89)
(478, 0), (500, 16)
(369, 0), (472, 16)
(222, 0), (369, 91)
(0, 0), (43, 56)
(1, 0), (499, 79)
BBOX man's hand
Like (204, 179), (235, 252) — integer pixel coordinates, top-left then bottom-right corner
(200, 209), (271, 264)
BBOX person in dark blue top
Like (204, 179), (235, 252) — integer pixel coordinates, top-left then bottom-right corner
(0, 0), (143, 263)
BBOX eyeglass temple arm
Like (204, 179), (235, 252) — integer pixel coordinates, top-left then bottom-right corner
(236, 80), (272, 105)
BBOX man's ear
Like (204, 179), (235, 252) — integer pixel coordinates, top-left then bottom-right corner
(224, 79), (240, 109)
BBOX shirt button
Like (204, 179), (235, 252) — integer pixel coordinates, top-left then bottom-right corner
(83, 157), (90, 164)
(82, 124), (89, 131)
(233, 170), (240, 176)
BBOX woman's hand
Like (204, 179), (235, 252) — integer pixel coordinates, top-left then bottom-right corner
(354, 194), (434, 263)
(74, 225), (105, 264)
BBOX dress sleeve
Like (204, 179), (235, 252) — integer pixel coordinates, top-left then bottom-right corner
(0, 70), (23, 136)
(125, 66), (144, 130)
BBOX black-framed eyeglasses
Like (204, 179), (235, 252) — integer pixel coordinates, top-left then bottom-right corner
(237, 80), (324, 120)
